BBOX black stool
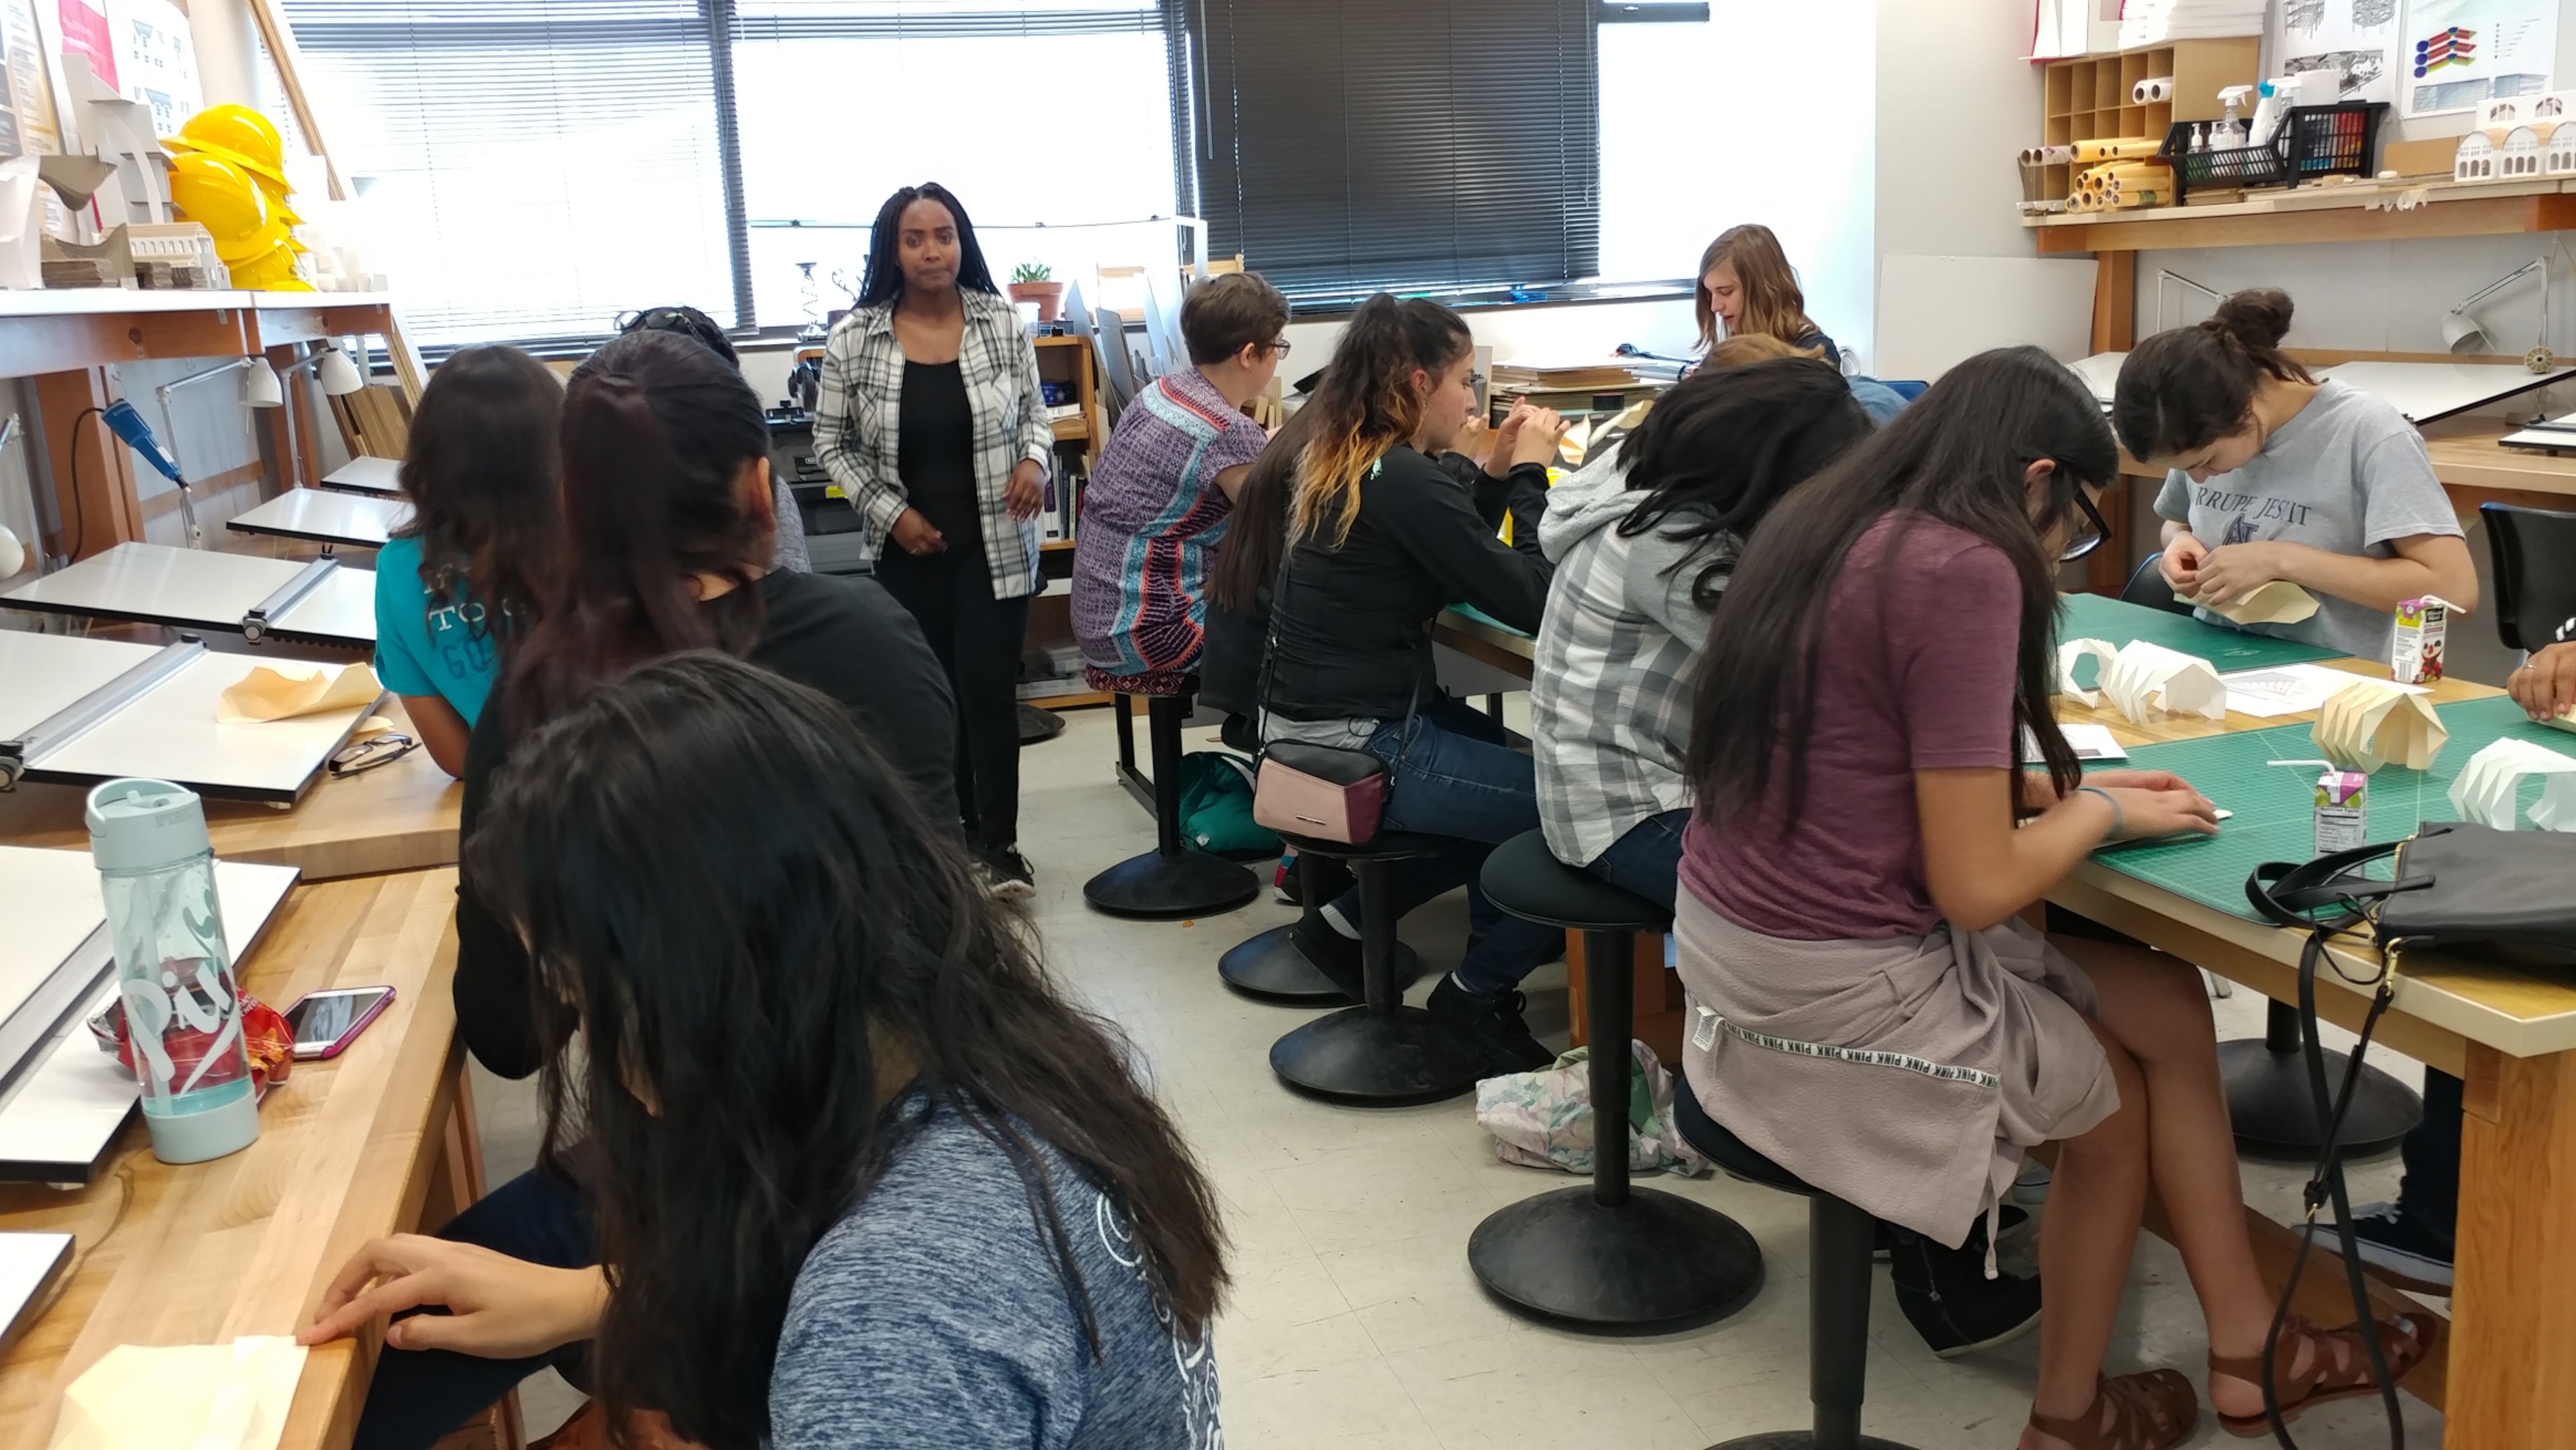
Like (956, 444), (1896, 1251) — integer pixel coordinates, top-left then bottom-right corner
(1464, 831), (1764, 1330)
(1083, 682), (1261, 919)
(2220, 1000), (2421, 1158)
(1219, 853), (1423, 1004)
(1268, 830), (1484, 1103)
(1672, 1088), (1923, 1450)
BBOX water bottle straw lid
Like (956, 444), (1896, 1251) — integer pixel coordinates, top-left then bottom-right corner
(85, 777), (212, 872)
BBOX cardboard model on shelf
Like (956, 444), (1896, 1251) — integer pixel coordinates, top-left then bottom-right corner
(2057, 638), (2226, 723)
(2453, 92), (2576, 182)
(2448, 737), (2576, 831)
(2310, 679), (2448, 775)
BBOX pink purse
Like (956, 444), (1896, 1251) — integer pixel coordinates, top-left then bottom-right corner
(1253, 741), (1389, 843)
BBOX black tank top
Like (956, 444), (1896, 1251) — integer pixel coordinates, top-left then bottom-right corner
(897, 359), (979, 546)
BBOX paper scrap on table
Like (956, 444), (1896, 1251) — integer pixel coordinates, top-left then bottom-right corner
(50, 1336), (306, 1450)
(2221, 664), (2428, 719)
(2184, 580), (2319, 626)
(215, 664), (381, 724)
(351, 714), (398, 739)
(2026, 722), (2128, 762)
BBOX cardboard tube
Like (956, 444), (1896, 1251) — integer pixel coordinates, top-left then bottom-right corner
(2074, 137), (2164, 164)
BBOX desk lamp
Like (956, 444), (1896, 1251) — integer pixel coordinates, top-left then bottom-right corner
(269, 345), (367, 489)
(2152, 270), (2225, 334)
(2442, 256), (2551, 368)
(124, 357), (282, 548)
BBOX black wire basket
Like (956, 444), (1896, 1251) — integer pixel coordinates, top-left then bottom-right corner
(2158, 102), (2387, 205)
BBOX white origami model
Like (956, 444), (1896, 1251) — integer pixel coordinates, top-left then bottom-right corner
(2448, 737), (2576, 831)
(2311, 680), (2449, 774)
(2185, 580), (2320, 626)
(2058, 638), (2226, 724)
(2544, 708), (2576, 737)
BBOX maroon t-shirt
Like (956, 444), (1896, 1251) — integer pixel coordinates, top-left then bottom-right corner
(1680, 516), (2023, 940)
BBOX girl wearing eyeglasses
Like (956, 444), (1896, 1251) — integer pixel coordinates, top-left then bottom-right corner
(1676, 348), (2433, 1449)
(2114, 288), (2479, 660)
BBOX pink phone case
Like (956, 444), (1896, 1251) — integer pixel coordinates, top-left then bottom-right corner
(294, 987), (397, 1060)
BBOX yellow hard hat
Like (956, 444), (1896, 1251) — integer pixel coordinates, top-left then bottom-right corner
(163, 104), (288, 184)
(230, 247), (313, 291)
(168, 152), (270, 239)
(213, 219), (293, 266)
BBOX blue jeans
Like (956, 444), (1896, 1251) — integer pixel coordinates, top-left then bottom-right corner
(1326, 694), (1564, 995)
(353, 1168), (596, 1450)
(1583, 809), (1687, 915)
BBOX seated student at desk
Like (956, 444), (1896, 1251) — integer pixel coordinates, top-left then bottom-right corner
(1261, 294), (1565, 1073)
(1693, 223), (1841, 369)
(1676, 348), (2434, 1450)
(2114, 289), (2480, 657)
(308, 655), (1225, 1449)
(1070, 271), (1288, 693)
(372, 345), (561, 776)
(336, 330), (958, 1450)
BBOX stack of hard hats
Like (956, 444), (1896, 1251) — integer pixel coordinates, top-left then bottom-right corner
(162, 105), (309, 291)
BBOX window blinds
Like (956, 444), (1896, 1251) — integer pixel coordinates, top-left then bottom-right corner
(1187, 0), (1600, 308)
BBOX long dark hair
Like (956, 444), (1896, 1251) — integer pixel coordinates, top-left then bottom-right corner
(1207, 398), (1326, 616)
(465, 654), (1226, 1450)
(1613, 357), (1872, 610)
(393, 345), (562, 646)
(1292, 294), (1471, 546)
(1686, 347), (2116, 830)
(856, 182), (999, 308)
(504, 330), (773, 725)
(2111, 286), (2314, 459)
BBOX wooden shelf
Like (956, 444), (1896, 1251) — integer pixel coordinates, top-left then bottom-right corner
(2029, 175), (2576, 252)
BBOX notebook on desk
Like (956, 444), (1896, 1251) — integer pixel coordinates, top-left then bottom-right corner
(0, 1232), (71, 1353)
(2498, 413), (2576, 455)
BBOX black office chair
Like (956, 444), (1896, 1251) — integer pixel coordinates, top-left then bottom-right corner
(1467, 832), (1764, 1331)
(1672, 1088), (1924, 1450)
(2482, 500), (2576, 651)
(2119, 551), (2194, 615)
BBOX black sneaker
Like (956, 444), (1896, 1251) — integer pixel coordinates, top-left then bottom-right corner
(1877, 1205), (2026, 1263)
(1289, 914), (1366, 1001)
(2335, 1201), (2454, 1294)
(1425, 974), (1554, 1074)
(978, 845), (1036, 902)
(1888, 1221), (2043, 1358)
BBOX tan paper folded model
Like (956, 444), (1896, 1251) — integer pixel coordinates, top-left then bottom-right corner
(2183, 579), (2320, 626)
(2056, 638), (2226, 724)
(50, 1336), (307, 1450)
(215, 663), (382, 723)
(2311, 679), (2449, 774)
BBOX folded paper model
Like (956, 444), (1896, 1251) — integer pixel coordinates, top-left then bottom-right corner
(2183, 579), (2320, 626)
(2311, 679), (2449, 774)
(215, 663), (380, 724)
(2448, 737), (2576, 832)
(2057, 638), (2226, 723)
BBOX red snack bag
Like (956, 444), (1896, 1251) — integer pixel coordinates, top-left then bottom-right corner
(90, 991), (295, 1099)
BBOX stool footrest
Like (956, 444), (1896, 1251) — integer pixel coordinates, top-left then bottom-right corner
(1467, 1185), (1763, 1331)
(1270, 1006), (1483, 1104)
(1083, 847), (1260, 920)
(1219, 924), (1422, 1004)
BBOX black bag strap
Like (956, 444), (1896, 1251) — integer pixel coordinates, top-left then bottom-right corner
(2241, 853), (2409, 1450)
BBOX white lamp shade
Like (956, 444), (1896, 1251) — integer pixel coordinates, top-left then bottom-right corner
(316, 348), (364, 397)
(245, 359), (283, 408)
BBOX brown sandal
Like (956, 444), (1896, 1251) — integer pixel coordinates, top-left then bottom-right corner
(2027, 1370), (2201, 1450)
(2209, 1311), (2440, 1437)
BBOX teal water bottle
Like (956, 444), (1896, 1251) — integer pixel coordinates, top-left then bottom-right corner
(85, 778), (260, 1164)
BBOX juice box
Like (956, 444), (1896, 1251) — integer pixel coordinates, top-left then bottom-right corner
(2392, 596), (2449, 684)
(2314, 770), (2369, 855)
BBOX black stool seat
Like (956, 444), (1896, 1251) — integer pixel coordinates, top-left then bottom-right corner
(1466, 829), (1763, 1333)
(1083, 682), (1260, 920)
(1672, 1084), (1922, 1450)
(1267, 830), (1484, 1105)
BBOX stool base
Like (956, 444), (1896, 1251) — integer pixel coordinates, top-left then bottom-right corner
(1469, 1185), (1763, 1331)
(1270, 1006), (1484, 1104)
(2219, 1038), (2420, 1159)
(1084, 849), (1261, 920)
(1219, 924), (1422, 1004)
(1704, 1436), (1921, 1449)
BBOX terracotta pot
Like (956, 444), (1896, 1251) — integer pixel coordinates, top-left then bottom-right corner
(1008, 280), (1066, 322)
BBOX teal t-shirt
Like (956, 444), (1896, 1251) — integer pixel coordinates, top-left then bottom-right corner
(372, 534), (499, 726)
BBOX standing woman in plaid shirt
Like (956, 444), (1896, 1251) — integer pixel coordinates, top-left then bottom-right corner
(815, 183), (1053, 896)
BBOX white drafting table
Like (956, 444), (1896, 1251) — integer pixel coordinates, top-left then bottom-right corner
(2066, 351), (2126, 411)
(0, 844), (299, 1184)
(226, 488), (408, 548)
(2316, 360), (2575, 425)
(0, 632), (378, 804)
(0, 542), (375, 647)
(2498, 412), (2576, 455)
(319, 455), (402, 497)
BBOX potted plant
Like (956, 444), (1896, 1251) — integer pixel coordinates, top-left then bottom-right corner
(1007, 260), (1066, 322)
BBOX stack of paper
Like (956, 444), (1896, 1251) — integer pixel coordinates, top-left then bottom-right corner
(2119, 0), (2263, 46)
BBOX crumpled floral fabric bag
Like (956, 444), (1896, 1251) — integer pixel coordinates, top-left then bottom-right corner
(1475, 1039), (1705, 1177)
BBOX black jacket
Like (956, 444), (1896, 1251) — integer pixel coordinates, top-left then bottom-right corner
(1261, 446), (1549, 722)
(451, 569), (958, 1079)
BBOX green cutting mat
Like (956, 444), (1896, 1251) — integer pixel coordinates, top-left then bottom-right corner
(1447, 602), (1533, 638)
(2058, 592), (2342, 674)
(2094, 696), (2572, 922)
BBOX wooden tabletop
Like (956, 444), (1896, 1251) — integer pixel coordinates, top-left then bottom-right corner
(0, 867), (465, 1450)
(0, 697), (462, 882)
(2421, 421), (2576, 508)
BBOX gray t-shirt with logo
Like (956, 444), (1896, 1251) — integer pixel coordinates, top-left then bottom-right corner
(2153, 378), (2460, 662)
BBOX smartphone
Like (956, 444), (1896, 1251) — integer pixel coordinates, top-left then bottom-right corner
(285, 986), (396, 1061)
